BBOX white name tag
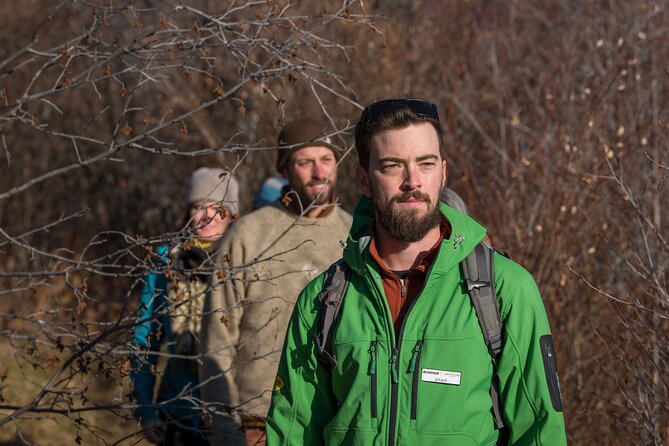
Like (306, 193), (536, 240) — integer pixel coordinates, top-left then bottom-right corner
(421, 368), (462, 386)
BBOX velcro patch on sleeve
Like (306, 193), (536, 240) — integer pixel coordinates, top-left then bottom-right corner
(540, 335), (563, 412)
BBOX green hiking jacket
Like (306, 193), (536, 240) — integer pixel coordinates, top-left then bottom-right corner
(266, 197), (567, 446)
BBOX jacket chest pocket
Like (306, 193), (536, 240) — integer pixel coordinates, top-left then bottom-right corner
(407, 336), (493, 436)
(408, 340), (424, 420)
(329, 339), (385, 431)
(368, 340), (378, 419)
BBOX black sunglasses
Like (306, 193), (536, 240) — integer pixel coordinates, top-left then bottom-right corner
(360, 98), (440, 123)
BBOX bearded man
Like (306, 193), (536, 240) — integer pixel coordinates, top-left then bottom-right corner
(266, 99), (567, 445)
(199, 118), (352, 445)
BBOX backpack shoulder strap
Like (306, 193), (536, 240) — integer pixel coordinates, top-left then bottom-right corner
(461, 241), (506, 431)
(316, 259), (352, 368)
(462, 242), (504, 356)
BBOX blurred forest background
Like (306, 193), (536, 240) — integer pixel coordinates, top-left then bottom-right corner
(0, 0), (667, 444)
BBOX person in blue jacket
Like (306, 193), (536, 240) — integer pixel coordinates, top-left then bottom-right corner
(131, 167), (240, 445)
(251, 176), (288, 210)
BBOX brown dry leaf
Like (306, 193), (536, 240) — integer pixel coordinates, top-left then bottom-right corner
(74, 301), (87, 316)
(119, 360), (131, 378)
(121, 125), (132, 136)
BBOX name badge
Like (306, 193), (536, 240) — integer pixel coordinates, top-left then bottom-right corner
(421, 368), (461, 386)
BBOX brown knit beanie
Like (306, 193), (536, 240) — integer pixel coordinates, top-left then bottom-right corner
(276, 118), (341, 172)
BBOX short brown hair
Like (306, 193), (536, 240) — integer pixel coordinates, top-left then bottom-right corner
(354, 98), (445, 170)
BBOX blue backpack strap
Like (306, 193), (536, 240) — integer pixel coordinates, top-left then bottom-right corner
(316, 259), (352, 368)
(461, 242), (506, 431)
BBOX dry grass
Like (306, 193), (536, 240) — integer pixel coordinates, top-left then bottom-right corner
(0, 343), (142, 446)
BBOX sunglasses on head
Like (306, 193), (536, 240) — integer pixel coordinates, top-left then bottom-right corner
(360, 98), (440, 123)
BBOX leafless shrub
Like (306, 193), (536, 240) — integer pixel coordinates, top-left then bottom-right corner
(1, 0), (667, 444)
(345, 1), (668, 444)
(0, 1), (372, 443)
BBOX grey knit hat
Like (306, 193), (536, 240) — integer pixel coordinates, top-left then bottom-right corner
(276, 118), (341, 172)
(186, 167), (240, 215)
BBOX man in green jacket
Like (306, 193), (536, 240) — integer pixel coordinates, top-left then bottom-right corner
(266, 98), (567, 445)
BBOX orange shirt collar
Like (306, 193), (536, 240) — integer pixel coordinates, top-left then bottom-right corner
(368, 219), (451, 275)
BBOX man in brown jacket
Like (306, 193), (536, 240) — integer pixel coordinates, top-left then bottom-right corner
(199, 118), (352, 445)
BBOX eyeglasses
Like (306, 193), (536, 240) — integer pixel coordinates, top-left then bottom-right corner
(360, 98), (440, 123)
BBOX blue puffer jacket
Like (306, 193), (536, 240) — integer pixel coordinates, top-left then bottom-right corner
(130, 244), (203, 428)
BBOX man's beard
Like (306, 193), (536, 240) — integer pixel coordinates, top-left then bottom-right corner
(374, 189), (441, 243)
(295, 181), (333, 209)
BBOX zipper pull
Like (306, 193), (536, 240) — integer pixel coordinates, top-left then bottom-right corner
(400, 279), (407, 298)
(368, 341), (377, 375)
(408, 340), (423, 373)
(390, 350), (399, 383)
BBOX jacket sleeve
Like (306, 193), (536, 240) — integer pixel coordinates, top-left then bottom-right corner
(130, 266), (168, 425)
(265, 278), (337, 446)
(198, 234), (246, 445)
(496, 268), (567, 445)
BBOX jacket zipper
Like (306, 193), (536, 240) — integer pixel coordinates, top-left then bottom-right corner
(369, 340), (378, 418)
(388, 261), (437, 446)
(362, 272), (398, 438)
(408, 339), (424, 420)
(388, 349), (399, 446)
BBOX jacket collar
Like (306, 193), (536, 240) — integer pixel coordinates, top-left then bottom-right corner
(343, 195), (487, 277)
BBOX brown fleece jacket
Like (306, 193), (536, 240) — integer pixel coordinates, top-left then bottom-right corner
(199, 200), (351, 445)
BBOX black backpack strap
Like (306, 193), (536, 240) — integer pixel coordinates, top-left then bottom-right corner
(461, 242), (506, 431)
(316, 259), (352, 368)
